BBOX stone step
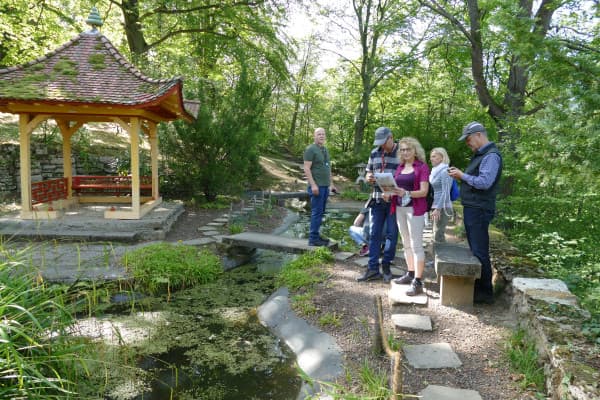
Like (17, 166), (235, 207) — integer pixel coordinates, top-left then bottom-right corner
(403, 342), (462, 369)
(391, 314), (432, 331)
(388, 280), (428, 305)
(419, 385), (482, 400)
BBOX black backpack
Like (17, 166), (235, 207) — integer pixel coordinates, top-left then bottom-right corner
(426, 184), (434, 212)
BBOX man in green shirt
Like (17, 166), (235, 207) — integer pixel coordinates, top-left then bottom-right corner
(304, 127), (337, 246)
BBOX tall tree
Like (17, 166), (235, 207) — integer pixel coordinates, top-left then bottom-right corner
(109, 0), (290, 76)
(417, 0), (599, 141)
(319, 0), (421, 152)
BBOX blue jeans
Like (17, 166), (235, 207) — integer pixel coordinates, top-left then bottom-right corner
(463, 206), (495, 295)
(367, 200), (398, 271)
(308, 186), (329, 242)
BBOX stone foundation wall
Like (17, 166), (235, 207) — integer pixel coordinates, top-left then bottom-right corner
(0, 142), (120, 195)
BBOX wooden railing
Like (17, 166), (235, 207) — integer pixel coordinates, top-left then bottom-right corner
(31, 178), (68, 205)
(71, 175), (152, 197)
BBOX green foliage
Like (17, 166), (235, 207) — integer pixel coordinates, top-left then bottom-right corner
(506, 329), (546, 392)
(318, 312), (342, 327)
(303, 360), (393, 399)
(276, 247), (333, 290)
(123, 243), (222, 295)
(228, 222), (244, 234)
(291, 291), (318, 316)
(339, 189), (370, 202)
(496, 99), (600, 339)
(0, 249), (90, 398)
(160, 68), (270, 202)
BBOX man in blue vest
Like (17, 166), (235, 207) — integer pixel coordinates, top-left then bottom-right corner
(448, 121), (503, 304)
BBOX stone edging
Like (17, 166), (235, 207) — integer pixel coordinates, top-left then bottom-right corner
(509, 277), (599, 399)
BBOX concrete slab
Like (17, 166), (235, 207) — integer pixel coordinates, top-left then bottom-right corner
(0, 202), (184, 242)
(419, 385), (482, 400)
(389, 281), (428, 305)
(197, 226), (216, 231)
(200, 230), (220, 236)
(213, 218), (229, 223)
(181, 237), (215, 246)
(334, 252), (354, 261)
(221, 232), (338, 254)
(258, 288), (343, 399)
(434, 243), (481, 278)
(404, 343), (462, 369)
(434, 243), (481, 306)
(391, 314), (432, 331)
(207, 222), (224, 227)
(354, 258), (369, 268)
(512, 277), (579, 306)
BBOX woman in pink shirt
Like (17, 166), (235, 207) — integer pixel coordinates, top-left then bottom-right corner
(391, 137), (430, 296)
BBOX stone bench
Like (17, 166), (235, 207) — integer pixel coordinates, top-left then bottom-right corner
(434, 243), (481, 306)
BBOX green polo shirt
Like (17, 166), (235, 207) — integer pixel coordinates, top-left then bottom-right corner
(304, 143), (331, 186)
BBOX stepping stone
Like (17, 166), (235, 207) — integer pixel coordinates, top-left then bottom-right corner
(198, 226), (216, 231)
(207, 222), (224, 226)
(404, 343), (462, 369)
(334, 252), (354, 261)
(419, 385), (482, 400)
(354, 258), (369, 268)
(213, 217), (229, 223)
(389, 281), (428, 305)
(181, 237), (215, 246)
(391, 314), (432, 331)
(242, 207), (254, 212)
(200, 230), (220, 236)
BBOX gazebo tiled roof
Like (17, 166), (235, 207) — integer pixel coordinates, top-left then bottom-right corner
(0, 29), (196, 122)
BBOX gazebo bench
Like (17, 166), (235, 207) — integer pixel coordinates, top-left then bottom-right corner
(434, 242), (481, 306)
(72, 175), (152, 197)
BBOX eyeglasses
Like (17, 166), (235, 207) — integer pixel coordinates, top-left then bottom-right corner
(399, 148), (413, 152)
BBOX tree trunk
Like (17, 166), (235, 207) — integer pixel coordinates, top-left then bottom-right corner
(121, 0), (150, 61)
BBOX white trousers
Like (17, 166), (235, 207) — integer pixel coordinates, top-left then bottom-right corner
(396, 206), (425, 264)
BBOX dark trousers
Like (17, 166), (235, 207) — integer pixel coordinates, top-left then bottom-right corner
(308, 186), (329, 242)
(367, 200), (398, 271)
(463, 206), (495, 296)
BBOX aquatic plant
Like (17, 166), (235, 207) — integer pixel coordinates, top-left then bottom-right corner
(122, 243), (222, 295)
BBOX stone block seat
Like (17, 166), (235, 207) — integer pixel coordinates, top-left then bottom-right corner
(434, 243), (481, 306)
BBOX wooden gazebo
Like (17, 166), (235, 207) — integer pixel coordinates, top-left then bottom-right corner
(0, 8), (197, 220)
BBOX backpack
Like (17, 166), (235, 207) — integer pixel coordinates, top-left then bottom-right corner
(426, 184), (434, 212)
(450, 179), (460, 201)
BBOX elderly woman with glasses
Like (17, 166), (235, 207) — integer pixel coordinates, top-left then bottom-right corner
(390, 137), (430, 296)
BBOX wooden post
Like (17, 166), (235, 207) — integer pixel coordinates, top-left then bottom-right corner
(148, 121), (159, 200)
(130, 117), (141, 217)
(18, 114), (32, 216)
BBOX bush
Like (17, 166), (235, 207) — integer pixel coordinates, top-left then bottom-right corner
(123, 243), (222, 295)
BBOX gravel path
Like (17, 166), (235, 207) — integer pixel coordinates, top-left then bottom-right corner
(302, 255), (540, 399)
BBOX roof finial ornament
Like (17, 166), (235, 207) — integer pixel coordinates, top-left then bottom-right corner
(86, 7), (103, 31)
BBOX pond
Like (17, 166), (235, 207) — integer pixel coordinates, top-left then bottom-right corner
(79, 207), (357, 400)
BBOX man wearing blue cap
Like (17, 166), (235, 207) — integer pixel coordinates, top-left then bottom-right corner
(448, 121), (503, 303)
(356, 127), (399, 283)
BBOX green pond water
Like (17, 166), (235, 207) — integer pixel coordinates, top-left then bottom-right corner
(97, 209), (356, 400)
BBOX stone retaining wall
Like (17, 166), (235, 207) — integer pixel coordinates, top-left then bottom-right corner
(0, 142), (121, 195)
(496, 260), (599, 399)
